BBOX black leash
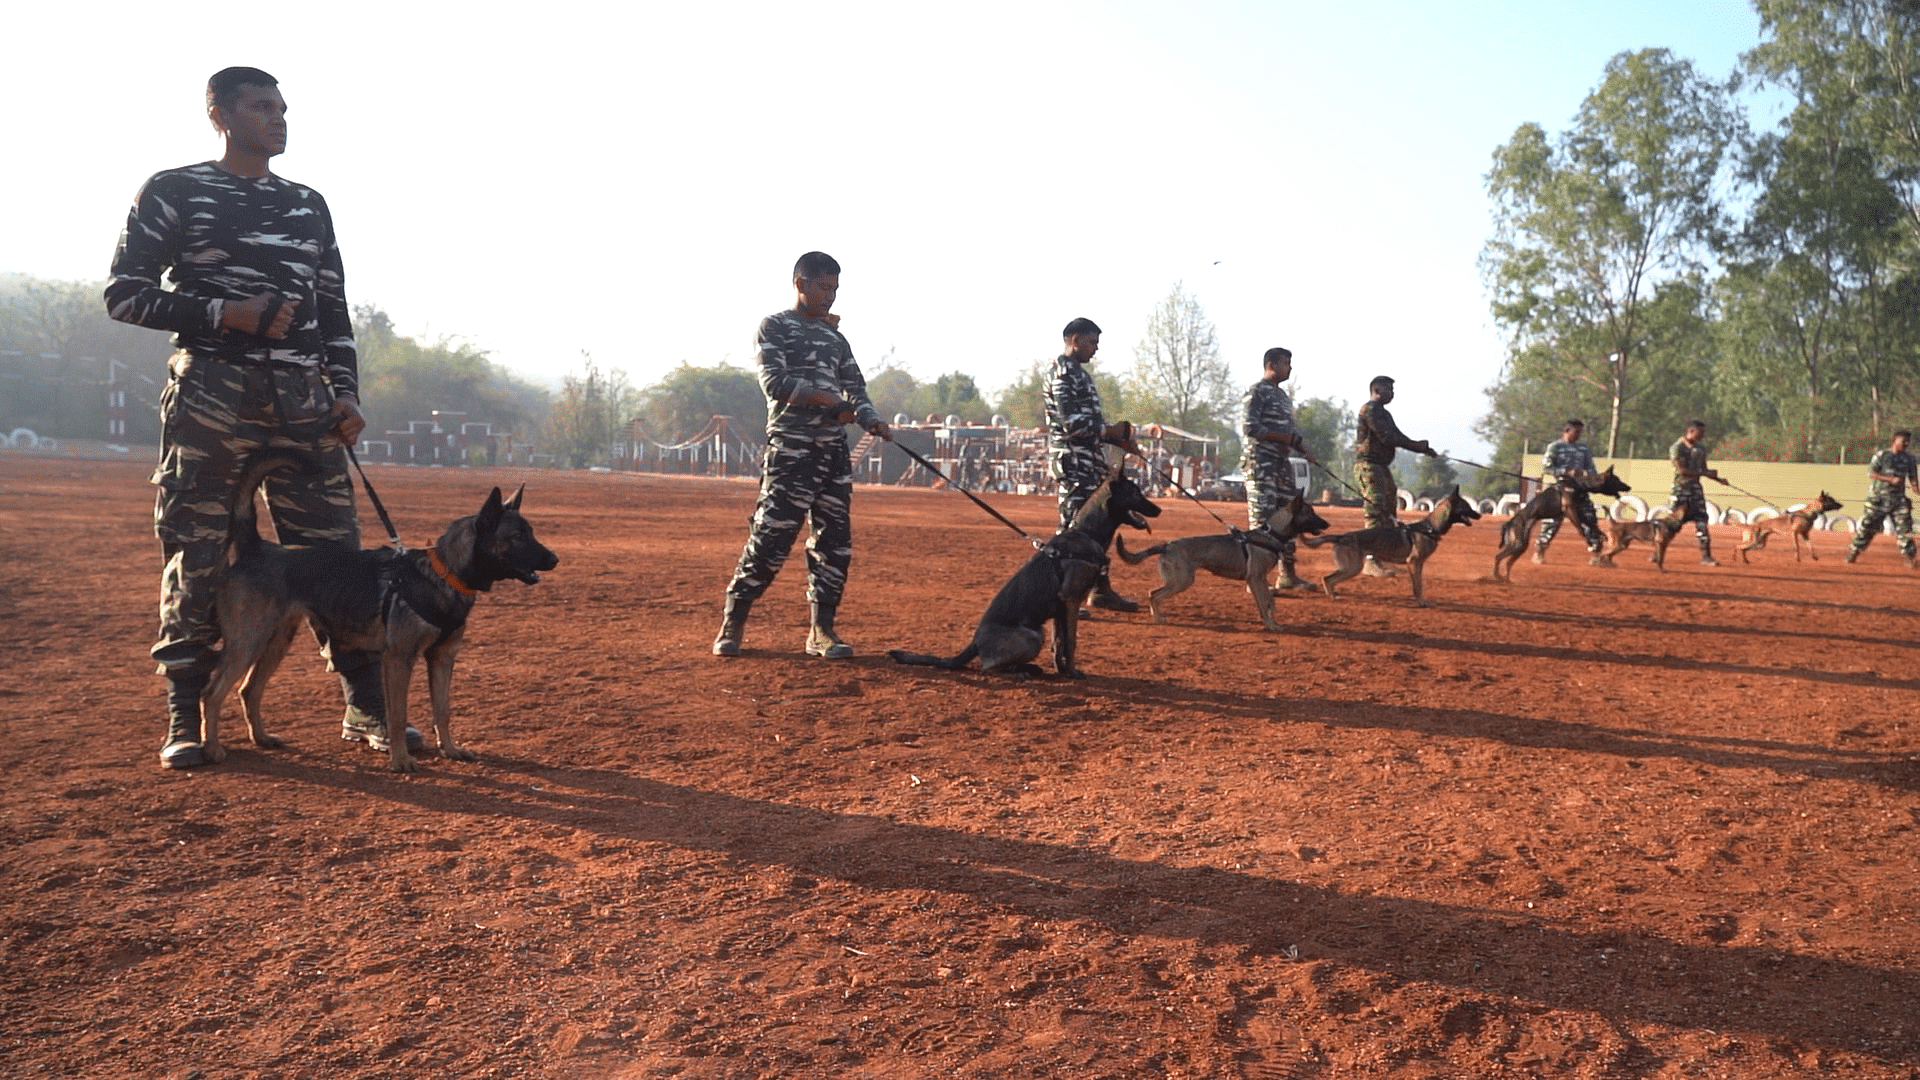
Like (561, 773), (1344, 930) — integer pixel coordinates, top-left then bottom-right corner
(1127, 449), (1235, 530)
(888, 440), (1043, 548)
(1442, 454), (1535, 484)
(1312, 460), (1365, 500)
(345, 443), (406, 552)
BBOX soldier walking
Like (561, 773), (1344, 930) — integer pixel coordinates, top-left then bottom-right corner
(1240, 347), (1319, 589)
(1846, 429), (1919, 568)
(1668, 420), (1726, 567)
(1045, 317), (1139, 611)
(1533, 419), (1608, 565)
(1355, 375), (1437, 575)
(713, 251), (893, 658)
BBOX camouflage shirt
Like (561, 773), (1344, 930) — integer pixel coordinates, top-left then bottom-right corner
(1239, 378), (1297, 477)
(753, 310), (880, 442)
(1540, 438), (1597, 480)
(1868, 448), (1918, 500)
(1044, 355), (1105, 454)
(105, 162), (358, 397)
(1669, 437), (1710, 495)
(1356, 400), (1421, 465)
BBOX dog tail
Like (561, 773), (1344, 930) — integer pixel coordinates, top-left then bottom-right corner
(1299, 534), (1338, 548)
(1113, 536), (1167, 565)
(887, 644), (978, 670)
(226, 453), (316, 563)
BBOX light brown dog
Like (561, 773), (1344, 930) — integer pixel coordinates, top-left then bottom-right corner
(1115, 494), (1330, 631)
(1735, 492), (1844, 563)
(1599, 515), (1685, 571)
(1308, 487), (1480, 607)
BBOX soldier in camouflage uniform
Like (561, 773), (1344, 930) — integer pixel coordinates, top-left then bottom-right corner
(1845, 430), (1919, 568)
(713, 251), (893, 659)
(106, 67), (410, 769)
(1532, 419), (1607, 564)
(1045, 317), (1139, 612)
(1355, 376), (1437, 574)
(1241, 347), (1320, 589)
(1668, 419), (1726, 566)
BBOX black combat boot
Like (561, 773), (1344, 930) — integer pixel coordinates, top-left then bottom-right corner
(1090, 567), (1140, 613)
(160, 670), (210, 769)
(337, 660), (423, 753)
(1698, 535), (1720, 567)
(805, 600), (854, 659)
(712, 594), (753, 657)
(1275, 555), (1310, 591)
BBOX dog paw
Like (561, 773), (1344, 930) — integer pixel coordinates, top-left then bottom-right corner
(254, 733), (285, 750)
(389, 755), (419, 774)
(202, 742), (228, 764)
(443, 745), (478, 763)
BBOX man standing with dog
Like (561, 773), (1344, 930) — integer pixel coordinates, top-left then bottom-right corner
(1533, 419), (1608, 565)
(1045, 317), (1141, 612)
(713, 251), (893, 659)
(1668, 419), (1727, 567)
(1240, 347), (1319, 590)
(1355, 375), (1437, 576)
(1845, 429), (1919, 568)
(107, 67), (409, 769)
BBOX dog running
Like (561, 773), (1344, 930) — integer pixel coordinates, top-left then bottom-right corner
(199, 454), (559, 772)
(1308, 486), (1481, 606)
(1735, 492), (1844, 563)
(1490, 467), (1632, 582)
(888, 466), (1160, 677)
(1599, 514), (1686, 570)
(1114, 493), (1329, 631)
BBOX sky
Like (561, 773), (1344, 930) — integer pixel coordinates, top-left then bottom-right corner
(2, 0), (1773, 460)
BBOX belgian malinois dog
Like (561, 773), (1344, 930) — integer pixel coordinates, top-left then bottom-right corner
(888, 466), (1160, 677)
(199, 454), (559, 772)
(1599, 514), (1686, 571)
(1491, 467), (1632, 582)
(1735, 492), (1844, 563)
(1114, 493), (1330, 631)
(1309, 486), (1481, 606)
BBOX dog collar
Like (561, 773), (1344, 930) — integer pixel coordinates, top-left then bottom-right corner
(427, 547), (478, 596)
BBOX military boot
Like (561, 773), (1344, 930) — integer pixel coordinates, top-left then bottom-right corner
(1845, 547), (1861, 564)
(805, 601), (854, 659)
(1090, 567), (1141, 612)
(1531, 544), (1549, 565)
(337, 660), (423, 753)
(712, 594), (753, 657)
(1698, 536), (1720, 567)
(159, 670), (210, 770)
(1362, 555), (1399, 577)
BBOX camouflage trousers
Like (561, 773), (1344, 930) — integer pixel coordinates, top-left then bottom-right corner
(1357, 462), (1398, 531)
(1849, 494), (1916, 556)
(1668, 487), (1713, 546)
(726, 434), (855, 606)
(1537, 485), (1603, 552)
(1247, 462), (1300, 559)
(1052, 445), (1110, 531)
(152, 354), (364, 677)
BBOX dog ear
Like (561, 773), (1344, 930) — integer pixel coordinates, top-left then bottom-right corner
(477, 487), (505, 532)
(507, 484), (525, 512)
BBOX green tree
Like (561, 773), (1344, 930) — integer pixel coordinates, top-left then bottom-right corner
(1127, 282), (1232, 437)
(634, 361), (766, 443)
(994, 359), (1127, 430)
(353, 305), (547, 439)
(546, 353), (638, 468)
(1291, 394), (1354, 495)
(0, 274), (174, 441)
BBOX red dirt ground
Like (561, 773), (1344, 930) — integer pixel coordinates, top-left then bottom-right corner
(3, 454), (1918, 1079)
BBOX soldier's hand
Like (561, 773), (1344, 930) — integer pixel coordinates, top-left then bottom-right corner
(330, 394), (367, 447)
(1105, 420), (1134, 444)
(832, 403), (859, 426)
(223, 292), (294, 340)
(868, 419), (893, 441)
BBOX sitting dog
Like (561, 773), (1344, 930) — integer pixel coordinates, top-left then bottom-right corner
(1599, 514), (1686, 571)
(889, 466), (1160, 677)
(200, 454), (559, 772)
(1491, 467), (1632, 582)
(1308, 486), (1481, 606)
(1735, 492), (1844, 563)
(1113, 493), (1329, 631)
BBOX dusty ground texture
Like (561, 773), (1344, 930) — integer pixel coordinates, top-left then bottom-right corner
(3, 454), (1917, 1079)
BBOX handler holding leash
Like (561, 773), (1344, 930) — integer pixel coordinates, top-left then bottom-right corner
(1533, 419), (1609, 565)
(107, 67), (406, 769)
(1241, 347), (1319, 590)
(713, 252), (892, 659)
(1845, 429), (1919, 568)
(1668, 419), (1726, 567)
(1355, 375), (1437, 576)
(1045, 318), (1140, 612)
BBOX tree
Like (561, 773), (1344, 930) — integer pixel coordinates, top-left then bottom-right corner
(995, 359), (1127, 430)
(1482, 49), (1741, 457)
(1291, 394), (1354, 495)
(634, 361), (766, 443)
(546, 353), (638, 468)
(1127, 282), (1232, 436)
(353, 305), (547, 438)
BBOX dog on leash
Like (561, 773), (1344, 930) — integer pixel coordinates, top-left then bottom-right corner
(1113, 493), (1329, 631)
(1735, 492), (1844, 563)
(888, 466), (1160, 677)
(1490, 467), (1632, 582)
(1598, 514), (1686, 571)
(1308, 486), (1481, 606)
(199, 454), (559, 772)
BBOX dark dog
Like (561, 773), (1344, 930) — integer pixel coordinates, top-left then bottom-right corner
(889, 466), (1160, 677)
(1491, 467), (1632, 582)
(1309, 486), (1481, 606)
(1735, 492), (1844, 563)
(1598, 515), (1685, 571)
(200, 455), (559, 772)
(1114, 493), (1329, 631)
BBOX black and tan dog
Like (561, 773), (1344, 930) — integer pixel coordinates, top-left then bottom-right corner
(199, 454), (559, 772)
(1308, 486), (1481, 606)
(1735, 492), (1844, 563)
(1490, 467), (1632, 582)
(1113, 493), (1330, 631)
(1598, 514), (1686, 571)
(888, 466), (1159, 677)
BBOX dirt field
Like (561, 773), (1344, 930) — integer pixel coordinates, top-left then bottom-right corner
(3, 454), (1917, 1079)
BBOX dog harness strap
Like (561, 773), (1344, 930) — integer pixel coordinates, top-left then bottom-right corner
(427, 547), (478, 596)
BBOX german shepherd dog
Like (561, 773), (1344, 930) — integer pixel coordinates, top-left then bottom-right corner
(1490, 467), (1632, 582)
(1599, 514), (1686, 571)
(888, 466), (1160, 677)
(1735, 492), (1844, 563)
(200, 454), (559, 772)
(1308, 486), (1481, 606)
(1113, 493), (1330, 631)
